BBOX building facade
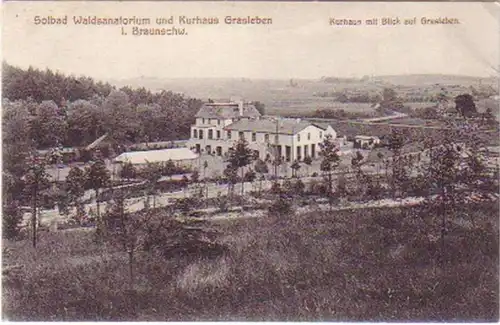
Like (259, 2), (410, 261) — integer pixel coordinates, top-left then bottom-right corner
(187, 101), (337, 162)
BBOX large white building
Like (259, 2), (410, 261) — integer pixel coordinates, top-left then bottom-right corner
(186, 101), (337, 162)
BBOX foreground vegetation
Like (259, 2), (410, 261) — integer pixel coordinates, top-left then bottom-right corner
(3, 201), (498, 321)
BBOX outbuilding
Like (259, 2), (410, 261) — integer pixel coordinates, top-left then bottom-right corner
(113, 147), (199, 170)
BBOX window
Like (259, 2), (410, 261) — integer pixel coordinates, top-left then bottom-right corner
(202, 118), (205, 124)
(239, 131), (244, 139)
(227, 131), (232, 139)
(208, 129), (213, 139)
(217, 119), (221, 126)
(199, 130), (204, 139)
(252, 133), (256, 142)
(265, 134), (270, 142)
(193, 129), (198, 139)
(319, 131), (323, 138)
(307, 133), (311, 140)
(275, 134), (279, 143)
(297, 134), (301, 142)
(216, 130), (221, 139)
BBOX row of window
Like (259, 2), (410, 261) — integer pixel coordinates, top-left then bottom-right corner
(200, 118), (222, 125)
(200, 118), (239, 125)
(192, 129), (324, 141)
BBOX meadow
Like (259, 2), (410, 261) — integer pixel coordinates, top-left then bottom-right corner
(3, 200), (498, 321)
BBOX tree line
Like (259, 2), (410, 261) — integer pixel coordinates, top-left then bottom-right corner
(2, 62), (203, 150)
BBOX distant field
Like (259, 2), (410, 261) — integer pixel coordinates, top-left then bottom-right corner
(266, 100), (375, 116)
(109, 76), (498, 118)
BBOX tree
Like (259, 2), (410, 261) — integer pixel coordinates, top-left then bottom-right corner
(223, 164), (238, 199)
(483, 107), (497, 127)
(226, 138), (254, 196)
(351, 151), (365, 196)
(23, 153), (50, 248)
(163, 159), (176, 179)
(303, 156), (312, 176)
(420, 120), (496, 257)
(252, 101), (266, 115)
(66, 166), (86, 205)
(85, 159), (111, 236)
(190, 170), (199, 183)
(290, 160), (301, 178)
(120, 162), (137, 180)
(105, 193), (155, 291)
(272, 155), (283, 180)
(454, 94), (477, 119)
(386, 129), (410, 197)
(28, 100), (67, 149)
(3, 200), (23, 240)
(319, 134), (340, 197)
(140, 161), (162, 209)
(254, 159), (269, 194)
(380, 88), (404, 113)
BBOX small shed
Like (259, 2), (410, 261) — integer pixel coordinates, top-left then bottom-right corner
(113, 148), (199, 169)
(354, 135), (381, 149)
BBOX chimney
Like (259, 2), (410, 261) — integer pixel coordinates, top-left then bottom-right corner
(238, 100), (244, 117)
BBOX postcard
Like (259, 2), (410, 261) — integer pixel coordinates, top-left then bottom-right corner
(2, 1), (499, 322)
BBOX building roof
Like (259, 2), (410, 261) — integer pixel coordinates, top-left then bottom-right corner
(195, 102), (261, 119)
(85, 133), (109, 151)
(113, 148), (199, 165)
(310, 122), (331, 131)
(128, 140), (188, 150)
(224, 118), (316, 135)
(355, 135), (380, 140)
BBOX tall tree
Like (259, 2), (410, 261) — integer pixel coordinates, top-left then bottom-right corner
(85, 159), (111, 236)
(119, 161), (137, 181)
(28, 100), (67, 149)
(223, 164), (238, 199)
(386, 129), (410, 197)
(226, 138), (254, 196)
(23, 153), (50, 248)
(290, 160), (301, 178)
(66, 166), (86, 219)
(254, 159), (269, 194)
(303, 155), (312, 177)
(140, 161), (162, 209)
(319, 134), (340, 197)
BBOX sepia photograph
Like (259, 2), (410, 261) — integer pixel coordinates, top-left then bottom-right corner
(1, 1), (499, 321)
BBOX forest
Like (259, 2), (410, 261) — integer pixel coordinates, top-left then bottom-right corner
(2, 62), (203, 150)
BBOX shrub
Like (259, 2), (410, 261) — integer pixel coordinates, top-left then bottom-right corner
(215, 193), (229, 212)
(270, 181), (282, 194)
(293, 179), (306, 195)
(244, 169), (256, 182)
(268, 194), (293, 219)
(2, 201), (22, 240)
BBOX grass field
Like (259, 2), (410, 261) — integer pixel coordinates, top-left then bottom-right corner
(3, 201), (498, 321)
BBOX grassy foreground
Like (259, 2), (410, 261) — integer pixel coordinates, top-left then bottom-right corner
(2, 202), (498, 321)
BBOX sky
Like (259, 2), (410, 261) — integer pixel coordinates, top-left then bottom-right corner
(2, 1), (499, 80)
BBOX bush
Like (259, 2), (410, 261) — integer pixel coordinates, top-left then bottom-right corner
(173, 197), (201, 213)
(268, 194), (293, 219)
(244, 169), (256, 182)
(215, 193), (229, 212)
(293, 179), (306, 195)
(270, 182), (281, 194)
(3, 201), (22, 240)
(307, 179), (327, 195)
